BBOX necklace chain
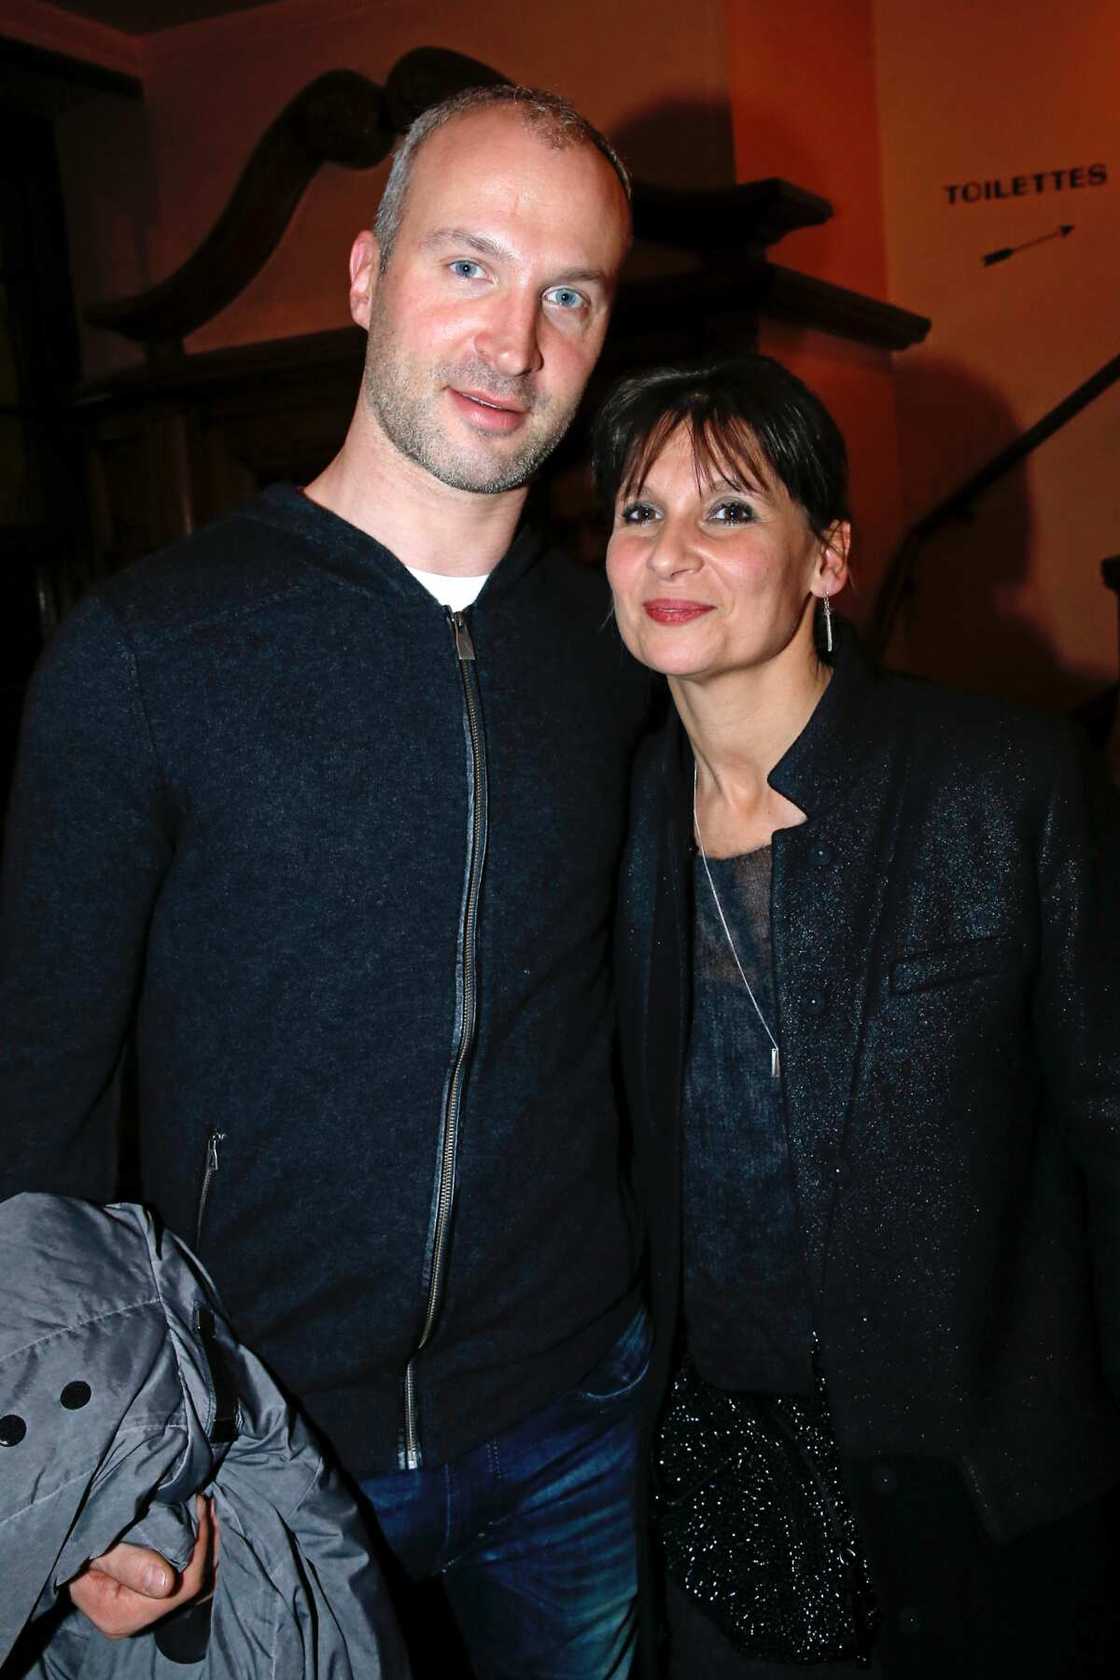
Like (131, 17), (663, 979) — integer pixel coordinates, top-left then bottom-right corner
(693, 764), (781, 1081)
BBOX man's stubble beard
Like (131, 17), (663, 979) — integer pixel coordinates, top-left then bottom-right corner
(362, 305), (581, 495)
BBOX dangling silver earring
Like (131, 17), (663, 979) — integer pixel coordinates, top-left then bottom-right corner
(822, 592), (833, 654)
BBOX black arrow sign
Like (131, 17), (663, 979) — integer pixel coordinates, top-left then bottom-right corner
(983, 225), (1074, 266)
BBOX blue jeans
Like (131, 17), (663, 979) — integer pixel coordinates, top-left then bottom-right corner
(359, 1308), (650, 1679)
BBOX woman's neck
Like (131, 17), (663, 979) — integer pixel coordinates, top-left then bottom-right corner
(672, 632), (829, 856)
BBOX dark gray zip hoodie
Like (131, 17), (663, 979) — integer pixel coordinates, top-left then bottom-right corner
(0, 486), (650, 1477)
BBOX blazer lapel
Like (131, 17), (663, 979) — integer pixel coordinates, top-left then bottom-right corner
(772, 769), (906, 1291)
(768, 627), (911, 1291)
(647, 721), (693, 1144)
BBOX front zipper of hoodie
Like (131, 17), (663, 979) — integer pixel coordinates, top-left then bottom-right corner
(401, 608), (489, 1469)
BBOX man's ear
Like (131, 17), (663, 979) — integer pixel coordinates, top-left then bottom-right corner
(349, 231), (380, 330)
(814, 519), (852, 601)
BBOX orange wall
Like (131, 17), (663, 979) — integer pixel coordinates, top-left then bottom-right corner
(875, 0), (1120, 705)
(723, 0), (906, 613)
(726, 0), (1120, 708)
(723, 0), (888, 296)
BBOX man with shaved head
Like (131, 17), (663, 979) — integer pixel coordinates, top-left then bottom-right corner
(1, 86), (648, 1676)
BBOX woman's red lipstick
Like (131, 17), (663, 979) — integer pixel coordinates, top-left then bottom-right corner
(643, 599), (714, 625)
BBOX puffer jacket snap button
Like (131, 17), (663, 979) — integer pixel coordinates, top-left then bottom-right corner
(0, 1414), (27, 1446)
(60, 1381), (92, 1409)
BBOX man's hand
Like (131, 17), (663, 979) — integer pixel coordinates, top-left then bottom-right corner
(69, 1495), (215, 1639)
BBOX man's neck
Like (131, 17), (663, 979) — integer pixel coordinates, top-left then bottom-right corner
(303, 409), (528, 578)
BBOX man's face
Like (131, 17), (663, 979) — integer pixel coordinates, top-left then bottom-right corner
(351, 109), (631, 495)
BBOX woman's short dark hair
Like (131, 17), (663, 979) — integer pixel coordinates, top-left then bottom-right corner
(591, 354), (850, 539)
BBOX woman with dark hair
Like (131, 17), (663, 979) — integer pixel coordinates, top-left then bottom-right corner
(595, 355), (1120, 1678)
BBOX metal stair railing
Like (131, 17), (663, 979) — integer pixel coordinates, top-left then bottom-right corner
(869, 351), (1120, 659)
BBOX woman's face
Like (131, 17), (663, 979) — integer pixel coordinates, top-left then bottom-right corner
(606, 423), (846, 684)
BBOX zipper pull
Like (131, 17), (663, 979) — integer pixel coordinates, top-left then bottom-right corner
(449, 610), (475, 661)
(207, 1130), (225, 1174)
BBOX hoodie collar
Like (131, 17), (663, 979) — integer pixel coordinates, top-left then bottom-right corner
(248, 484), (550, 607)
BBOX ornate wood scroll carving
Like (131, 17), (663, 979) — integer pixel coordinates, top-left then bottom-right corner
(86, 69), (392, 348)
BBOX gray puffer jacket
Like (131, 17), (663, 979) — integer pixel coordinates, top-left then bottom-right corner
(0, 1195), (408, 1679)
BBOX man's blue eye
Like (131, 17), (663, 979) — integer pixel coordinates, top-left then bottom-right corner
(547, 287), (585, 310)
(450, 260), (484, 279)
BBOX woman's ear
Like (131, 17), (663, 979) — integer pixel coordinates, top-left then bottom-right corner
(813, 520), (852, 600)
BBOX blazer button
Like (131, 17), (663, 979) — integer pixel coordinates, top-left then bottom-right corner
(897, 1607), (923, 1636)
(811, 842), (833, 866)
(870, 1462), (898, 1495)
(0, 1414), (27, 1446)
(805, 990), (827, 1013)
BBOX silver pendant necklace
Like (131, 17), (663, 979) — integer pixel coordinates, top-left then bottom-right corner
(693, 764), (781, 1081)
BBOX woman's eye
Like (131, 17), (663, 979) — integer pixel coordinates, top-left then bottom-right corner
(709, 499), (755, 525)
(450, 259), (485, 280)
(545, 286), (586, 312)
(619, 502), (658, 525)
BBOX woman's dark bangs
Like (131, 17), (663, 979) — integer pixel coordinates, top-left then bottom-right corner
(618, 406), (688, 501)
(691, 408), (773, 496)
(619, 398), (776, 506)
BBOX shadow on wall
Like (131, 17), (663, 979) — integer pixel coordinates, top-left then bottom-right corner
(888, 356), (1101, 715)
(612, 97), (736, 193)
(699, 97), (838, 273)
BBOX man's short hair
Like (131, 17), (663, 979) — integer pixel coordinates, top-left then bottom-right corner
(373, 84), (631, 270)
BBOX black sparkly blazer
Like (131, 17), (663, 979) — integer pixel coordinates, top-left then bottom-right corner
(617, 621), (1120, 1542)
